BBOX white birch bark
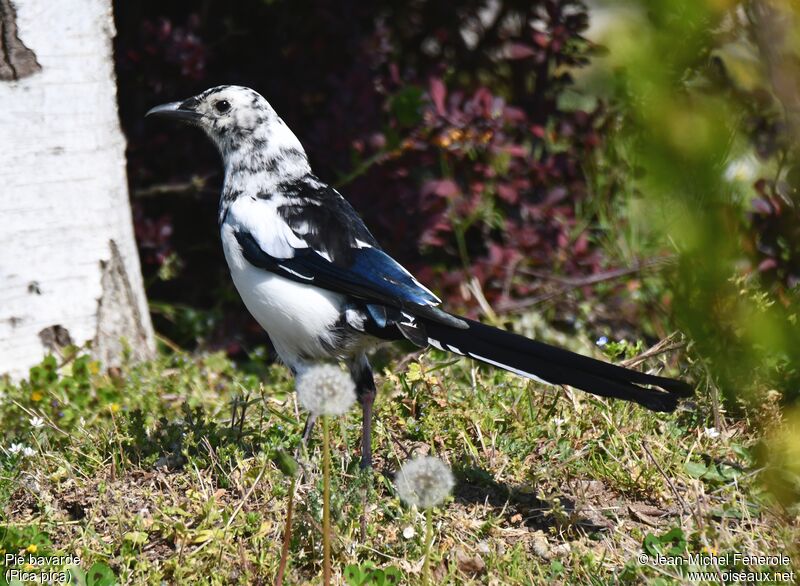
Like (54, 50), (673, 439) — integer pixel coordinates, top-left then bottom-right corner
(0, 0), (155, 378)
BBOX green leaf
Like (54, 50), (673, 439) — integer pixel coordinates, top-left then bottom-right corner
(659, 527), (687, 556)
(719, 464), (741, 480)
(87, 562), (116, 586)
(123, 530), (148, 545)
(270, 449), (298, 477)
(344, 564), (367, 586)
(405, 363), (423, 383)
(643, 532), (662, 556)
(382, 567), (402, 584)
(730, 443), (751, 463)
(701, 465), (725, 483)
(190, 529), (223, 544)
(343, 564), (401, 585)
(711, 506), (743, 519)
(389, 86), (424, 128)
(660, 527), (685, 542)
(684, 461), (707, 478)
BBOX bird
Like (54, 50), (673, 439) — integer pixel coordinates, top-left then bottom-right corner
(146, 85), (692, 469)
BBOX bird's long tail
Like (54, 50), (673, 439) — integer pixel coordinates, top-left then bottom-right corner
(422, 316), (692, 412)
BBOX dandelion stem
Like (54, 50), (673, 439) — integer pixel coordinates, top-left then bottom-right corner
(423, 506), (433, 585)
(275, 476), (296, 586)
(322, 415), (332, 586)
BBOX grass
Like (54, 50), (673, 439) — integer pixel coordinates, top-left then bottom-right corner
(0, 334), (798, 585)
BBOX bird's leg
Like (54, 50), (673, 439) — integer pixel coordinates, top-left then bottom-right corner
(290, 363), (316, 463)
(359, 387), (376, 470)
(301, 413), (317, 444)
(293, 412), (317, 465)
(351, 356), (377, 541)
(353, 359), (377, 470)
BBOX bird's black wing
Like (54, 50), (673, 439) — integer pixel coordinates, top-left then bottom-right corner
(234, 177), (466, 329)
(276, 177), (380, 266)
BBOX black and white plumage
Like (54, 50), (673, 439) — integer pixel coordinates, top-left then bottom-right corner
(147, 86), (692, 467)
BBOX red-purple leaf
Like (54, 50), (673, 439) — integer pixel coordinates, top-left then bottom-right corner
(545, 186), (568, 204)
(429, 77), (447, 116)
(751, 198), (773, 214)
(501, 144), (528, 158)
(508, 43), (536, 60)
(423, 179), (460, 198)
(532, 32), (550, 48)
(497, 184), (518, 204)
(758, 258), (778, 272)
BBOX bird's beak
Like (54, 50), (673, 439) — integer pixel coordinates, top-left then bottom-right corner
(145, 100), (203, 123)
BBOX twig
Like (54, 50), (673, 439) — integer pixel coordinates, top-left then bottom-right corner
(501, 256), (523, 300)
(642, 441), (690, 516)
(468, 276), (498, 323)
(12, 401), (70, 437)
(394, 349), (425, 372)
(224, 461), (267, 531)
(154, 332), (183, 354)
(703, 362), (725, 432)
(620, 333), (685, 369)
(133, 174), (214, 198)
(530, 255), (675, 283)
(497, 256), (675, 313)
(383, 420), (413, 461)
(334, 149), (395, 188)
(692, 483), (727, 586)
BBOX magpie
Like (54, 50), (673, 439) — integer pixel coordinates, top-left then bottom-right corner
(146, 86), (692, 468)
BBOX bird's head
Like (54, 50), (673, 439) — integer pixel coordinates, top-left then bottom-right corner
(146, 85), (303, 159)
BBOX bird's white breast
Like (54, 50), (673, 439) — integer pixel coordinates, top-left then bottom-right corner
(220, 197), (344, 367)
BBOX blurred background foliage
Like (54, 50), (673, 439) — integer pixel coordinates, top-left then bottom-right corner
(115, 0), (800, 422)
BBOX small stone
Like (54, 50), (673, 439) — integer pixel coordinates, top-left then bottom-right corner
(552, 543), (571, 558)
(531, 530), (550, 559)
(453, 547), (486, 576)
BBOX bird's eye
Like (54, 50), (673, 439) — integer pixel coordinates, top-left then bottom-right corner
(214, 100), (231, 113)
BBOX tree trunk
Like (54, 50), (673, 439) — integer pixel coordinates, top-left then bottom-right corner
(0, 0), (154, 378)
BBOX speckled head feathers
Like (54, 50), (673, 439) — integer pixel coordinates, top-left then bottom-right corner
(147, 85), (306, 158)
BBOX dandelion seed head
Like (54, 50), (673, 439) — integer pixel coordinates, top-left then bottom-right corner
(296, 364), (356, 416)
(395, 455), (454, 509)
